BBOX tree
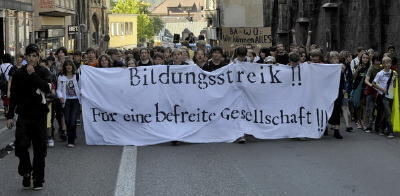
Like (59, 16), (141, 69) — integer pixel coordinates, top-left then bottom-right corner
(112, 0), (159, 42)
(152, 16), (164, 35)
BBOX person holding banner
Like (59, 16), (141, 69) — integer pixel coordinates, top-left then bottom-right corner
(202, 47), (227, 72)
(325, 51), (344, 139)
(153, 53), (165, 65)
(86, 48), (98, 67)
(231, 46), (248, 64)
(309, 49), (324, 63)
(98, 55), (112, 68)
(256, 48), (270, 64)
(137, 48), (153, 67)
(170, 49), (188, 66)
(275, 43), (289, 64)
(232, 46), (249, 144)
(194, 49), (208, 68)
(339, 50), (354, 132)
(57, 60), (81, 147)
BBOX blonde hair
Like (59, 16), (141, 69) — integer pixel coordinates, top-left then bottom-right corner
(327, 51), (339, 63)
(382, 56), (392, 64)
(172, 49), (183, 56)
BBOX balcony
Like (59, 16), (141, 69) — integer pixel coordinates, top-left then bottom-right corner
(38, 0), (75, 16)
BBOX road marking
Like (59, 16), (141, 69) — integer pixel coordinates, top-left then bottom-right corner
(114, 146), (137, 196)
(0, 127), (8, 136)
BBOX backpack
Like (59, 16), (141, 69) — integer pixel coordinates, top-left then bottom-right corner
(0, 64), (12, 94)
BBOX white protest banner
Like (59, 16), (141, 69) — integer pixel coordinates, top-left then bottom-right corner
(80, 63), (341, 146)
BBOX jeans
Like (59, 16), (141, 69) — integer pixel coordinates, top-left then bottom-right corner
(365, 95), (376, 129)
(52, 98), (65, 134)
(375, 94), (385, 132)
(14, 115), (47, 183)
(383, 97), (393, 134)
(64, 99), (80, 144)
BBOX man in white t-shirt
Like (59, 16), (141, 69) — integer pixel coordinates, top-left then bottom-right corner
(372, 56), (397, 138)
(0, 53), (14, 113)
(1, 54), (14, 81)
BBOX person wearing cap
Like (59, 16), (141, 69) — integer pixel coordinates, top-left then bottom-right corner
(7, 44), (51, 190)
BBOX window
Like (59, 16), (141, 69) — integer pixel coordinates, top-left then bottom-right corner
(120, 23), (124, 35)
(115, 23), (119, 36)
(125, 23), (129, 35)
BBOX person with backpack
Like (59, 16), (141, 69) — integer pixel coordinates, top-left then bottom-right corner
(372, 57), (398, 138)
(56, 60), (81, 147)
(1, 53), (14, 114)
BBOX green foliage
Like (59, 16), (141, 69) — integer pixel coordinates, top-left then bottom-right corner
(152, 16), (164, 35)
(112, 0), (163, 42)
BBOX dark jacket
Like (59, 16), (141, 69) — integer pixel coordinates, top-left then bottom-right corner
(7, 65), (51, 119)
(202, 60), (227, 72)
(276, 53), (289, 65)
(137, 60), (153, 67)
(113, 60), (125, 67)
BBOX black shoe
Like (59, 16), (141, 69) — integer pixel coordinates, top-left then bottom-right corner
(22, 174), (31, 189)
(171, 141), (180, 146)
(237, 136), (247, 144)
(333, 129), (343, 139)
(346, 127), (353, 132)
(33, 181), (43, 191)
(59, 130), (67, 142)
(324, 128), (329, 136)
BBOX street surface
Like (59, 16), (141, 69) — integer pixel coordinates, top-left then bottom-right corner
(1, 116), (400, 196)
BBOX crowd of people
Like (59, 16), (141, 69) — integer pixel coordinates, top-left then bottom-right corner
(0, 39), (398, 190)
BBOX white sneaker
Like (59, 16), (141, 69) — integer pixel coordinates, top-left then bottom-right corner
(47, 139), (54, 147)
(66, 144), (75, 148)
(387, 134), (395, 139)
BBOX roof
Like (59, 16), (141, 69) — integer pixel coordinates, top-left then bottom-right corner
(151, 0), (204, 15)
(164, 21), (207, 37)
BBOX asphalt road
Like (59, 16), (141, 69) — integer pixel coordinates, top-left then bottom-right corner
(1, 117), (400, 196)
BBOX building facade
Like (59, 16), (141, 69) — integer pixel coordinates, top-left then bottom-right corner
(34, 0), (75, 56)
(74, 0), (111, 53)
(108, 14), (138, 49)
(204, 0), (273, 47)
(151, 0), (207, 42)
(206, 0), (400, 55)
(86, 0), (110, 52)
(271, 0), (400, 54)
(0, 0), (34, 57)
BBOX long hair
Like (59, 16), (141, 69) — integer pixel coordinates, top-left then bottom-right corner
(61, 59), (76, 76)
(98, 54), (113, 68)
(359, 52), (370, 67)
